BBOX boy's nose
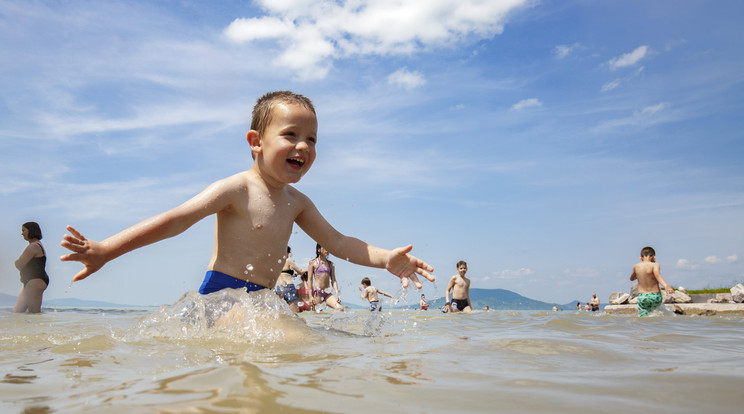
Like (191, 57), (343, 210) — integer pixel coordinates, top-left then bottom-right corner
(295, 139), (311, 151)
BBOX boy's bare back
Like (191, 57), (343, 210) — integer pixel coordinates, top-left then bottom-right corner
(630, 251), (674, 295)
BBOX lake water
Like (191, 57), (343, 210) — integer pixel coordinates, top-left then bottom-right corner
(1, 288), (743, 413)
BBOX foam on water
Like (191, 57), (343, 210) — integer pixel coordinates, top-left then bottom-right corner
(135, 288), (313, 344)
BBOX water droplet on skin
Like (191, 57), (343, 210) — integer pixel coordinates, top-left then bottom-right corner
(244, 271), (249, 274)
(246, 264), (254, 271)
(278, 259), (283, 264)
(268, 253), (271, 257)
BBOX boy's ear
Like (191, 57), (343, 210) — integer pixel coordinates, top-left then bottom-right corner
(247, 130), (261, 155)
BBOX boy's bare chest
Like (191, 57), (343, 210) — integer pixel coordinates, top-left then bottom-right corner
(240, 191), (298, 230)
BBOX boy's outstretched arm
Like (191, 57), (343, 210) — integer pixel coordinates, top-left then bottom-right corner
(60, 179), (236, 281)
(294, 194), (434, 288)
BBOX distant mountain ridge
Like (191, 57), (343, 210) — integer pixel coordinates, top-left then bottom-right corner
(0, 292), (137, 309)
(419, 288), (577, 311)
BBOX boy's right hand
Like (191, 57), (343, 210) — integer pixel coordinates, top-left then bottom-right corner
(385, 245), (435, 289)
(60, 225), (108, 281)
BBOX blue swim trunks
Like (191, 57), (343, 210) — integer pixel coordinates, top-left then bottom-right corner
(198, 270), (268, 295)
(637, 292), (663, 317)
(369, 300), (381, 312)
(275, 282), (299, 304)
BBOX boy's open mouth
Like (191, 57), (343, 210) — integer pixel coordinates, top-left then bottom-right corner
(287, 157), (305, 168)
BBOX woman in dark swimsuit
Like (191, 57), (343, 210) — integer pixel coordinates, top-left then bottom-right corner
(274, 246), (305, 312)
(13, 222), (49, 313)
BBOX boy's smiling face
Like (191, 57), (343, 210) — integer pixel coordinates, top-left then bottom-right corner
(250, 102), (318, 187)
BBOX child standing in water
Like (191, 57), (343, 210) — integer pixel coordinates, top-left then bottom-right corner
(308, 244), (343, 311)
(359, 277), (393, 312)
(296, 271), (313, 312)
(60, 91), (435, 301)
(630, 246), (674, 317)
(445, 260), (472, 313)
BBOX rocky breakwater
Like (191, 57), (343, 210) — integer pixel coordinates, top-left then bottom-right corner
(604, 283), (744, 316)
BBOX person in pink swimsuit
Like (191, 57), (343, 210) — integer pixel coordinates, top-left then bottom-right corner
(308, 243), (343, 311)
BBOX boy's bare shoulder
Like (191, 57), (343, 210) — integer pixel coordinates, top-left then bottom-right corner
(211, 171), (251, 191)
(285, 184), (310, 202)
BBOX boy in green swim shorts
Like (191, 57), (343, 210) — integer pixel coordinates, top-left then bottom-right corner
(630, 246), (675, 317)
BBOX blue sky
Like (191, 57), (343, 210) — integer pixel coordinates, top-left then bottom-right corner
(1, 0), (743, 308)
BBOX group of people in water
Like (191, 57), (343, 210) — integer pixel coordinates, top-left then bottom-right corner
(273, 243), (474, 314)
(569, 293), (601, 312)
(274, 243), (347, 313)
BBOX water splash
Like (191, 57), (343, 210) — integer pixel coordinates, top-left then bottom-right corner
(135, 289), (307, 344)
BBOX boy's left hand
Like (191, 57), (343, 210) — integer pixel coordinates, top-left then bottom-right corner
(385, 245), (435, 289)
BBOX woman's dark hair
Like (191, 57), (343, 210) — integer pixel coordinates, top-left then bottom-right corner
(23, 221), (42, 240)
(314, 243), (332, 264)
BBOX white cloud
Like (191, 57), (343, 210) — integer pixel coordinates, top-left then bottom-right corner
(512, 98), (542, 111)
(387, 67), (426, 90)
(676, 259), (699, 270)
(608, 45), (649, 70)
(704, 256), (720, 264)
(727, 255), (738, 263)
(553, 43), (579, 59)
(222, 17), (295, 41)
(223, 0), (530, 80)
(494, 268), (535, 279)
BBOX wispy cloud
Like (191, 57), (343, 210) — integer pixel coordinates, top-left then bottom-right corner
(223, 0), (530, 80)
(608, 45), (649, 70)
(593, 102), (674, 131)
(511, 98), (542, 111)
(494, 268), (535, 279)
(553, 43), (580, 59)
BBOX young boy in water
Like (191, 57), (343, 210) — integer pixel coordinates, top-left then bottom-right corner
(60, 91), (435, 300)
(445, 260), (471, 313)
(630, 246), (674, 317)
(359, 277), (393, 311)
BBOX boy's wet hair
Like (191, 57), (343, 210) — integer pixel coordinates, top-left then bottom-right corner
(361, 277), (371, 286)
(640, 246), (656, 257)
(251, 90), (315, 137)
(23, 221), (43, 240)
(456, 260), (467, 268)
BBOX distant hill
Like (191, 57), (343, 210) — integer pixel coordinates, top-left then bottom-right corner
(0, 292), (17, 306)
(0, 292), (140, 309)
(416, 288), (577, 311)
